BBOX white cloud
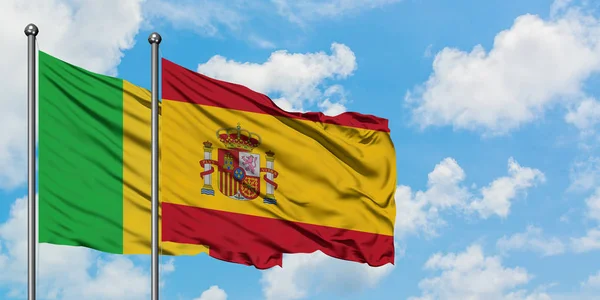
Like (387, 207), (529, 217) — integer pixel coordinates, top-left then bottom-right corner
(394, 158), (469, 238)
(565, 98), (600, 136)
(260, 251), (394, 300)
(581, 270), (600, 289)
(496, 226), (566, 257)
(550, 0), (574, 17)
(318, 99), (347, 116)
(0, 196), (173, 299)
(143, 0), (244, 37)
(145, 0), (400, 37)
(59, 257), (150, 300)
(160, 258), (175, 274)
(406, 5), (600, 135)
(424, 44), (434, 58)
(193, 285), (228, 300)
(197, 43), (356, 113)
(569, 156), (600, 192)
(396, 157), (544, 238)
(143, 0), (398, 46)
(530, 270), (600, 299)
(504, 290), (553, 300)
(272, 98), (304, 113)
(571, 187), (600, 253)
(0, 0), (145, 189)
(271, 0), (401, 25)
(571, 228), (600, 253)
(317, 85), (349, 116)
(585, 188), (600, 222)
(409, 244), (546, 300)
(248, 35), (277, 49)
(468, 158), (546, 218)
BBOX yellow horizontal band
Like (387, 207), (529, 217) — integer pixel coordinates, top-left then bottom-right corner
(161, 100), (396, 235)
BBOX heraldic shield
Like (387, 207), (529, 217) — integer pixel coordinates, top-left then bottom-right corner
(217, 148), (260, 200)
(200, 123), (278, 204)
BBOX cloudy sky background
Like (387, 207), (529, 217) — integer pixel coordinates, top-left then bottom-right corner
(1, 0), (600, 299)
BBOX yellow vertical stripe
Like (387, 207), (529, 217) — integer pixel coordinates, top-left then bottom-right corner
(122, 81), (208, 255)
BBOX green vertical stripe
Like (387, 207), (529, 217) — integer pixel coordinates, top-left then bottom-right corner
(39, 51), (124, 254)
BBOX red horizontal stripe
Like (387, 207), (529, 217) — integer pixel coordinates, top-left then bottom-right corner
(161, 58), (390, 132)
(161, 203), (395, 269)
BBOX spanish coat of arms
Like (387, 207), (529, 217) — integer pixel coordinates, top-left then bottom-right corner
(199, 123), (278, 204)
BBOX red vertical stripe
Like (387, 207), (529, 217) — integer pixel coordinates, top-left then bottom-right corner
(234, 178), (239, 196)
(228, 173), (232, 196)
(219, 170), (223, 193)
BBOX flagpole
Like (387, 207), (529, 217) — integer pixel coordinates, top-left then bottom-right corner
(149, 32), (162, 300)
(24, 23), (39, 300)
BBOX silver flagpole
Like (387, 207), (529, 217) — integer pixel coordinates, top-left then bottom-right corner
(148, 32), (162, 300)
(24, 23), (39, 300)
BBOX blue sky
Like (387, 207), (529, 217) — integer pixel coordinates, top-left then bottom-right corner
(1, 0), (600, 299)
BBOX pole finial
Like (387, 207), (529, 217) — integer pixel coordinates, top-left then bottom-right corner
(148, 32), (162, 44)
(24, 24), (39, 37)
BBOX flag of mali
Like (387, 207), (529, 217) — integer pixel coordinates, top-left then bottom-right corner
(160, 59), (397, 269)
(38, 51), (207, 255)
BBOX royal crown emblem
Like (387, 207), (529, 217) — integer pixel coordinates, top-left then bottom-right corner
(199, 123), (278, 204)
(216, 124), (262, 151)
